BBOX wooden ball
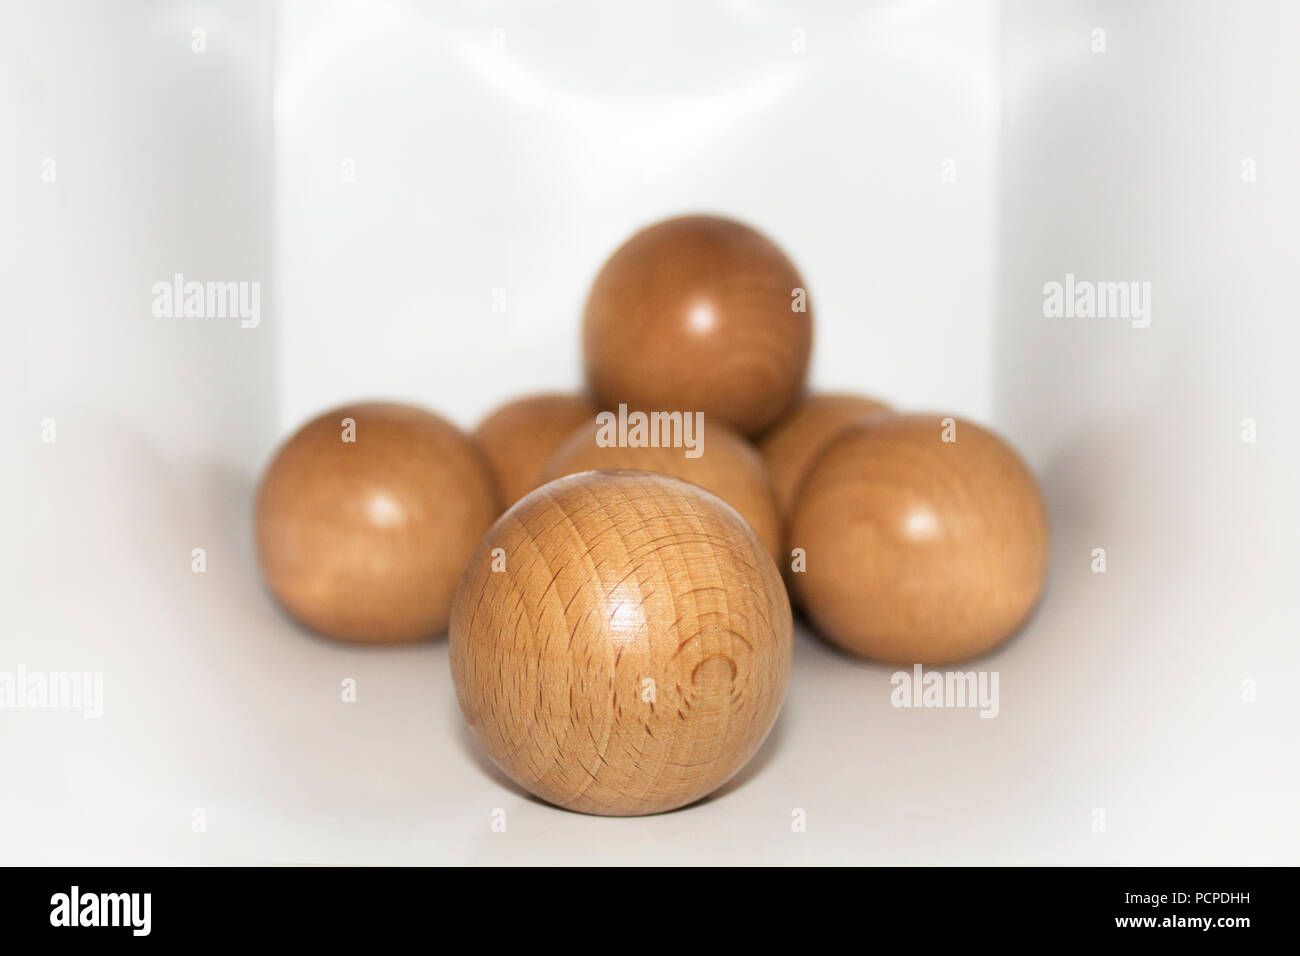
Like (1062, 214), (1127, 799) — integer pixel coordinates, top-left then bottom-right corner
(789, 414), (1050, 663)
(583, 215), (813, 436)
(473, 393), (598, 508)
(255, 402), (498, 644)
(539, 415), (782, 567)
(449, 471), (792, 816)
(758, 392), (893, 520)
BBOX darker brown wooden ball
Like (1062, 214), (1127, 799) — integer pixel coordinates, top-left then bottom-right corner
(255, 402), (498, 644)
(449, 471), (792, 816)
(789, 414), (1050, 663)
(583, 215), (813, 436)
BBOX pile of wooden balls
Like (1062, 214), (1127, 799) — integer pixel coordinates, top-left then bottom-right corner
(255, 214), (1050, 816)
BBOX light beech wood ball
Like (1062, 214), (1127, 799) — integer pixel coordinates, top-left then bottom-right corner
(583, 215), (813, 436)
(539, 415), (782, 567)
(474, 393), (598, 508)
(255, 402), (499, 644)
(449, 471), (793, 816)
(789, 414), (1050, 663)
(758, 392), (893, 520)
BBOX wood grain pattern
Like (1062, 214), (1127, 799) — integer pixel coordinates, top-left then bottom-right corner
(582, 215), (813, 436)
(758, 392), (893, 520)
(255, 402), (499, 644)
(538, 414), (783, 567)
(474, 392), (598, 508)
(788, 414), (1050, 663)
(449, 471), (793, 816)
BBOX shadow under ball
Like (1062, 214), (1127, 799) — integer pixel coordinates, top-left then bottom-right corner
(583, 215), (813, 436)
(449, 471), (793, 816)
(758, 392), (893, 520)
(789, 414), (1050, 664)
(255, 402), (499, 644)
(538, 415), (783, 567)
(473, 392), (598, 509)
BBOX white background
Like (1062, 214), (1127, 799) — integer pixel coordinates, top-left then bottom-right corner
(2, 0), (1297, 864)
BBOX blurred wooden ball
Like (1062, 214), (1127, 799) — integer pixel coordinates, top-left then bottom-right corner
(539, 414), (782, 566)
(758, 392), (893, 520)
(583, 215), (813, 436)
(789, 414), (1050, 663)
(255, 402), (498, 644)
(450, 471), (792, 816)
(474, 393), (597, 508)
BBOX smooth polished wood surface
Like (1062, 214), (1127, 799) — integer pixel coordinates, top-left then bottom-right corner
(255, 402), (499, 644)
(758, 392), (893, 520)
(538, 414), (782, 567)
(449, 471), (793, 816)
(582, 215), (813, 436)
(788, 414), (1050, 663)
(474, 392), (598, 508)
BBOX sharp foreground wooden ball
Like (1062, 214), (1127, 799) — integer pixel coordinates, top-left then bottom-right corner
(789, 414), (1050, 663)
(473, 392), (598, 508)
(450, 471), (792, 816)
(255, 402), (498, 644)
(583, 215), (813, 436)
(539, 415), (782, 567)
(758, 392), (893, 520)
